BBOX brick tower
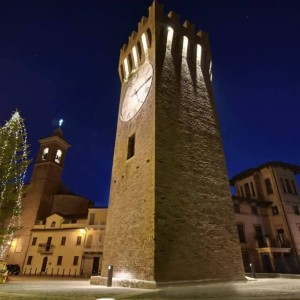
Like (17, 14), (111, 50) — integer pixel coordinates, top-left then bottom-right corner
(29, 127), (71, 221)
(95, 1), (244, 287)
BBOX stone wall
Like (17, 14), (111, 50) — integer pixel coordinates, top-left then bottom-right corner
(154, 15), (244, 281)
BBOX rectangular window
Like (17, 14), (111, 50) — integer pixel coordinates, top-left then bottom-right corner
(291, 180), (298, 195)
(127, 134), (135, 159)
(285, 179), (292, 194)
(61, 236), (66, 246)
(277, 229), (286, 247)
(57, 256), (63, 266)
(76, 236), (82, 246)
(244, 183), (251, 198)
(265, 178), (273, 194)
(272, 206), (279, 215)
(234, 203), (240, 213)
(27, 256), (33, 265)
(73, 256), (79, 266)
(255, 181), (262, 197)
(237, 224), (246, 243)
(31, 237), (37, 246)
(250, 182), (256, 197)
(280, 178), (287, 193)
(46, 237), (52, 251)
(293, 206), (300, 215)
(251, 206), (258, 215)
(86, 235), (93, 248)
(89, 213), (95, 225)
(240, 186), (245, 198)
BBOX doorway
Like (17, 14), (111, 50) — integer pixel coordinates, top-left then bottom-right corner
(92, 257), (100, 275)
(262, 254), (273, 273)
(255, 226), (265, 247)
(41, 257), (48, 273)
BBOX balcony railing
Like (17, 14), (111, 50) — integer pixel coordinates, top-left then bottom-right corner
(37, 243), (55, 255)
(83, 243), (104, 253)
(86, 223), (106, 230)
(256, 237), (291, 249)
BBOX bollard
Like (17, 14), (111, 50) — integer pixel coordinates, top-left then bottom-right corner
(107, 265), (113, 287)
(29, 268), (32, 276)
(62, 269), (65, 277)
(250, 263), (256, 278)
(34, 268), (37, 275)
(51, 268), (53, 277)
(57, 268), (59, 276)
(74, 269), (77, 278)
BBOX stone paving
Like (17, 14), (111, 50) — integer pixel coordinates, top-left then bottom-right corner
(0, 276), (300, 299)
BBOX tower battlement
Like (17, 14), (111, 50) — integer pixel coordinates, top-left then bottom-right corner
(118, 1), (211, 83)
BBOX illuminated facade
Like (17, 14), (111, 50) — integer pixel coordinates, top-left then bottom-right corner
(92, 1), (244, 288)
(5, 129), (93, 273)
(22, 208), (107, 277)
(231, 161), (300, 274)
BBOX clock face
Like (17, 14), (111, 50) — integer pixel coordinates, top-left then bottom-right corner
(121, 62), (153, 122)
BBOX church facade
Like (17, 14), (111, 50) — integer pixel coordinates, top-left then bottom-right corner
(5, 128), (106, 277)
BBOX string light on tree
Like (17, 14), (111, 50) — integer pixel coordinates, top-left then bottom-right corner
(0, 111), (30, 260)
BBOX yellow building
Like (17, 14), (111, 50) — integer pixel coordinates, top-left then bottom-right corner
(23, 208), (107, 277)
(81, 208), (107, 276)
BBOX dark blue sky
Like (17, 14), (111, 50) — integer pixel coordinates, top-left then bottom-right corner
(1, 0), (300, 206)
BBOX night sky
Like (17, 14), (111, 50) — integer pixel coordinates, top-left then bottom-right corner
(1, 0), (300, 207)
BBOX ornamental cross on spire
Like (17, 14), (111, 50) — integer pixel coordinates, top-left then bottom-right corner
(59, 119), (63, 127)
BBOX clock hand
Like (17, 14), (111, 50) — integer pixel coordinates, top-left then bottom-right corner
(135, 76), (152, 94)
(130, 89), (138, 97)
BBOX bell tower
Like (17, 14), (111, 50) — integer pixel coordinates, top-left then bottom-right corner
(29, 127), (71, 221)
(96, 1), (244, 287)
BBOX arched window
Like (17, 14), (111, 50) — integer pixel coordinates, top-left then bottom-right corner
(147, 28), (152, 47)
(128, 54), (133, 71)
(51, 221), (56, 228)
(42, 148), (49, 160)
(141, 33), (148, 53)
(120, 64), (125, 81)
(124, 58), (129, 79)
(55, 149), (62, 164)
(132, 46), (138, 68)
(182, 36), (188, 58)
(137, 41), (142, 61)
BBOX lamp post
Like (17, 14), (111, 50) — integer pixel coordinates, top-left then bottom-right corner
(107, 265), (113, 287)
(250, 263), (256, 278)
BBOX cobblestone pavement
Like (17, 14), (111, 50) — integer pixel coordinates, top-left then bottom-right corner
(0, 276), (300, 299)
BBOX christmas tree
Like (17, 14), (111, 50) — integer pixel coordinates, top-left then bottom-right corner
(0, 111), (30, 260)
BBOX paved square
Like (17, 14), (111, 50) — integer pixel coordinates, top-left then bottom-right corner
(1, 276), (300, 299)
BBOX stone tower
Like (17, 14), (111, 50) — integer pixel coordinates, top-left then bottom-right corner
(97, 1), (244, 287)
